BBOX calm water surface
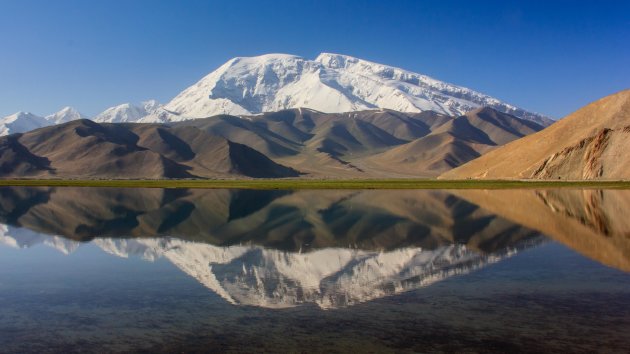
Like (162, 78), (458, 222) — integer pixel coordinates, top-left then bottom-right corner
(0, 187), (629, 353)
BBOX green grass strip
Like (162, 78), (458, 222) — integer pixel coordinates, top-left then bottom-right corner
(0, 179), (629, 189)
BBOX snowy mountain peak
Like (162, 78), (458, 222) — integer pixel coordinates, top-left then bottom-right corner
(0, 111), (48, 136)
(4, 111), (43, 122)
(2, 54), (550, 131)
(45, 106), (86, 124)
(141, 99), (161, 112)
(315, 52), (359, 68)
(93, 100), (162, 123)
(162, 53), (552, 125)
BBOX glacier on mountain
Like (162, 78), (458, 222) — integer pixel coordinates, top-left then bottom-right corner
(162, 53), (551, 125)
(1, 53), (551, 135)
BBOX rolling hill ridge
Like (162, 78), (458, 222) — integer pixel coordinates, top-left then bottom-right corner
(440, 89), (630, 180)
(0, 107), (543, 178)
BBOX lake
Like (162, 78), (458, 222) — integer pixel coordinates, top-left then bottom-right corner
(0, 187), (629, 353)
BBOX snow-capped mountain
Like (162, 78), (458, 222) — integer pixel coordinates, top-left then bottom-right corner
(0, 111), (49, 136)
(160, 53), (551, 125)
(1, 227), (544, 309)
(93, 100), (162, 123)
(0, 106), (87, 136)
(0, 102), (162, 136)
(2, 53), (550, 132)
(45, 106), (87, 124)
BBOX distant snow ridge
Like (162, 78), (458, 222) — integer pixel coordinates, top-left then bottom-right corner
(1, 106), (89, 136)
(45, 106), (87, 124)
(0, 224), (80, 255)
(0, 107), (89, 136)
(0, 112), (49, 136)
(161, 53), (551, 125)
(0, 101), (161, 136)
(93, 100), (162, 123)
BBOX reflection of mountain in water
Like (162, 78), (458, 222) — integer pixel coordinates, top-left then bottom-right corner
(4, 186), (628, 307)
(0, 187), (539, 253)
(0, 186), (550, 308)
(0, 228), (543, 309)
(455, 189), (630, 271)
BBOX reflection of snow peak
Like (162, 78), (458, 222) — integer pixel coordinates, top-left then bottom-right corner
(0, 224), (80, 255)
(0, 228), (540, 309)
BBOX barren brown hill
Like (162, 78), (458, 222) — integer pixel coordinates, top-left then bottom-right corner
(360, 107), (543, 176)
(440, 89), (630, 180)
(176, 109), (453, 176)
(0, 107), (545, 179)
(178, 107), (543, 177)
(0, 119), (299, 178)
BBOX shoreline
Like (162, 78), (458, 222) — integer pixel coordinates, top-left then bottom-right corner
(0, 179), (629, 189)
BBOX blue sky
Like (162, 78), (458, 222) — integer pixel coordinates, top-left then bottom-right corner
(0, 0), (628, 118)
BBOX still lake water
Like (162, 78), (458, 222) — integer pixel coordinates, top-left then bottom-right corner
(0, 187), (629, 353)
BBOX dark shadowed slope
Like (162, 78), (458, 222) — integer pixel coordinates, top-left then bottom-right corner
(177, 107), (543, 178)
(0, 106), (545, 179)
(0, 120), (299, 179)
(361, 108), (544, 177)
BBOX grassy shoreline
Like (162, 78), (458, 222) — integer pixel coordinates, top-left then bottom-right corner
(0, 179), (629, 189)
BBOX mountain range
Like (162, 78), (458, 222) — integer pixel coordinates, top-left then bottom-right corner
(0, 53), (552, 137)
(1, 53), (627, 180)
(0, 107), (542, 178)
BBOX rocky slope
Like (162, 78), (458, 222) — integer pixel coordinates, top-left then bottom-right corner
(0, 107), (543, 178)
(440, 89), (630, 180)
(175, 107), (543, 177)
(362, 107), (543, 175)
(0, 119), (298, 178)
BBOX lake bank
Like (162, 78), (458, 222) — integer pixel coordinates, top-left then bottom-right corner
(1, 178), (630, 189)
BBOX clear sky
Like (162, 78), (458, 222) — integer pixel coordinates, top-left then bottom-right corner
(0, 0), (628, 119)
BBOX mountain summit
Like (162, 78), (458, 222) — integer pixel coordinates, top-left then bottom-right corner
(160, 53), (551, 125)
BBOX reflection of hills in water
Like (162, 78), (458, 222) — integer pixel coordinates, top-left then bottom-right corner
(2, 187), (629, 307)
(454, 189), (630, 271)
(0, 187), (539, 252)
(0, 186), (548, 309)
